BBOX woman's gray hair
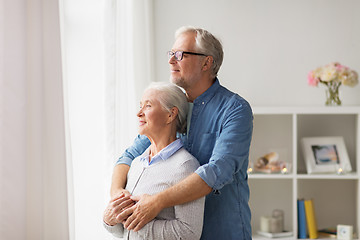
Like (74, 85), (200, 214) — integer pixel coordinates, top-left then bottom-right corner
(145, 82), (188, 133)
(175, 26), (224, 78)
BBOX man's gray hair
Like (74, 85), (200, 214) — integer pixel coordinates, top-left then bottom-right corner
(146, 82), (188, 133)
(175, 26), (224, 78)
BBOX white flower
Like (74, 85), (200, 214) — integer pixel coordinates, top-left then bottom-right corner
(320, 64), (338, 82)
(341, 70), (358, 87)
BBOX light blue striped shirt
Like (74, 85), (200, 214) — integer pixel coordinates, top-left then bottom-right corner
(138, 139), (183, 166)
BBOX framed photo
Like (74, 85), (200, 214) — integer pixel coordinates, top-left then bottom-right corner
(301, 136), (352, 174)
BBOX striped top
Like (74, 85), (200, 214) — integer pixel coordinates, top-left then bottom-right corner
(104, 147), (205, 240)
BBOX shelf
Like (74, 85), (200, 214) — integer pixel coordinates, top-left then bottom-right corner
(249, 107), (360, 240)
(296, 173), (359, 180)
(249, 173), (294, 179)
(249, 173), (359, 180)
(253, 236), (360, 240)
(252, 234), (293, 240)
(253, 106), (360, 114)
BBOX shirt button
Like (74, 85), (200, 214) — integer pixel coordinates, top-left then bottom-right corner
(202, 102), (205, 105)
(213, 189), (221, 195)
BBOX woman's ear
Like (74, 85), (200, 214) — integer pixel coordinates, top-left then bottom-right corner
(167, 107), (178, 124)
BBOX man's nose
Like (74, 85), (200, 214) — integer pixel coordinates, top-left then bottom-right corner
(168, 55), (176, 64)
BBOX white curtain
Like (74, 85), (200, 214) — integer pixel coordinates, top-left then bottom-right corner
(0, 1), (27, 239)
(60, 0), (153, 239)
(105, 0), (154, 164)
(1, 0), (69, 239)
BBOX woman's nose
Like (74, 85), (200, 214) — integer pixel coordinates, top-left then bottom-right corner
(137, 108), (143, 117)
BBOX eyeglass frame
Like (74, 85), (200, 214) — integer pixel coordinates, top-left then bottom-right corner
(167, 50), (207, 61)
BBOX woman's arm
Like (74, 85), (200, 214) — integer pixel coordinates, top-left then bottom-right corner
(103, 222), (124, 239)
(133, 196), (205, 240)
(128, 158), (206, 240)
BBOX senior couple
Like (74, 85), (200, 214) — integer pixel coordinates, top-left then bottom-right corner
(103, 26), (253, 240)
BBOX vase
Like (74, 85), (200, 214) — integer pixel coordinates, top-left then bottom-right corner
(325, 82), (341, 106)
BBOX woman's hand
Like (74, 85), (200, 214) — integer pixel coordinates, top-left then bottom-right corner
(122, 194), (162, 231)
(103, 193), (135, 226)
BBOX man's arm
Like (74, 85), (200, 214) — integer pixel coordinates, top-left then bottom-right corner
(157, 172), (212, 207)
(107, 134), (151, 224)
(122, 173), (211, 231)
(111, 134), (151, 198)
(110, 164), (130, 198)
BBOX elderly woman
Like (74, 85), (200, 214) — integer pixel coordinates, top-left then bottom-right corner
(103, 82), (205, 240)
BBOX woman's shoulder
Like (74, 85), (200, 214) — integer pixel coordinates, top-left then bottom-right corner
(172, 147), (196, 160)
(171, 148), (200, 170)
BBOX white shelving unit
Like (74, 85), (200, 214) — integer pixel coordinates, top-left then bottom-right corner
(249, 106), (360, 239)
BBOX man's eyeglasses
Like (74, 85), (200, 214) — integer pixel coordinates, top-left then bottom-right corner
(167, 50), (207, 61)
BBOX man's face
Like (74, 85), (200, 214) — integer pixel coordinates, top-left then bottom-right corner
(168, 32), (204, 91)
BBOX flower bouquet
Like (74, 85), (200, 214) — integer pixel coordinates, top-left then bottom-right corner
(307, 62), (358, 106)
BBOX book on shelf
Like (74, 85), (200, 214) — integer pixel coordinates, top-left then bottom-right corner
(318, 227), (337, 239)
(297, 198), (320, 239)
(297, 199), (307, 239)
(304, 199), (318, 239)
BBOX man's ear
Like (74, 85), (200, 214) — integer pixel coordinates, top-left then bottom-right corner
(202, 56), (214, 71)
(167, 107), (179, 124)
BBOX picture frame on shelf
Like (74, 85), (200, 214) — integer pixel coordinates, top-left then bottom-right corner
(301, 136), (352, 174)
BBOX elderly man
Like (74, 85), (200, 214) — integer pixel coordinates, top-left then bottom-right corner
(107, 26), (253, 240)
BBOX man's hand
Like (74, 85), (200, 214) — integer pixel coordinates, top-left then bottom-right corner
(122, 194), (163, 232)
(111, 188), (131, 199)
(103, 194), (136, 226)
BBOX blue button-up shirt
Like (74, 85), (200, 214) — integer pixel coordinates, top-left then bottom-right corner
(117, 79), (253, 239)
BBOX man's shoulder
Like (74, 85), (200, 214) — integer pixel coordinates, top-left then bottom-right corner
(215, 84), (252, 112)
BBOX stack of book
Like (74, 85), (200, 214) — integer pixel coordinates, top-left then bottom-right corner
(297, 199), (318, 239)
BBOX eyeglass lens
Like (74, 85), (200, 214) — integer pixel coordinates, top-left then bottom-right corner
(174, 51), (183, 61)
(168, 51), (183, 61)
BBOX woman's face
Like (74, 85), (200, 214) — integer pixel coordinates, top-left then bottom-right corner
(137, 89), (170, 139)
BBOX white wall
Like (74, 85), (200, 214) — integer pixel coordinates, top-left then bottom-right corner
(153, 0), (360, 106)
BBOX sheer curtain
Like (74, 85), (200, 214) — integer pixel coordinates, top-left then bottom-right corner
(60, 0), (153, 239)
(104, 0), (154, 167)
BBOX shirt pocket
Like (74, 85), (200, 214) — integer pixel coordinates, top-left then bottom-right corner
(196, 131), (219, 165)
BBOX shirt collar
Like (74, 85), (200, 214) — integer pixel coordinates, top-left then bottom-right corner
(193, 78), (220, 105)
(139, 139), (183, 166)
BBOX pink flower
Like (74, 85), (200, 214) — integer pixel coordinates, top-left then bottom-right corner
(307, 71), (319, 86)
(333, 62), (348, 71)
